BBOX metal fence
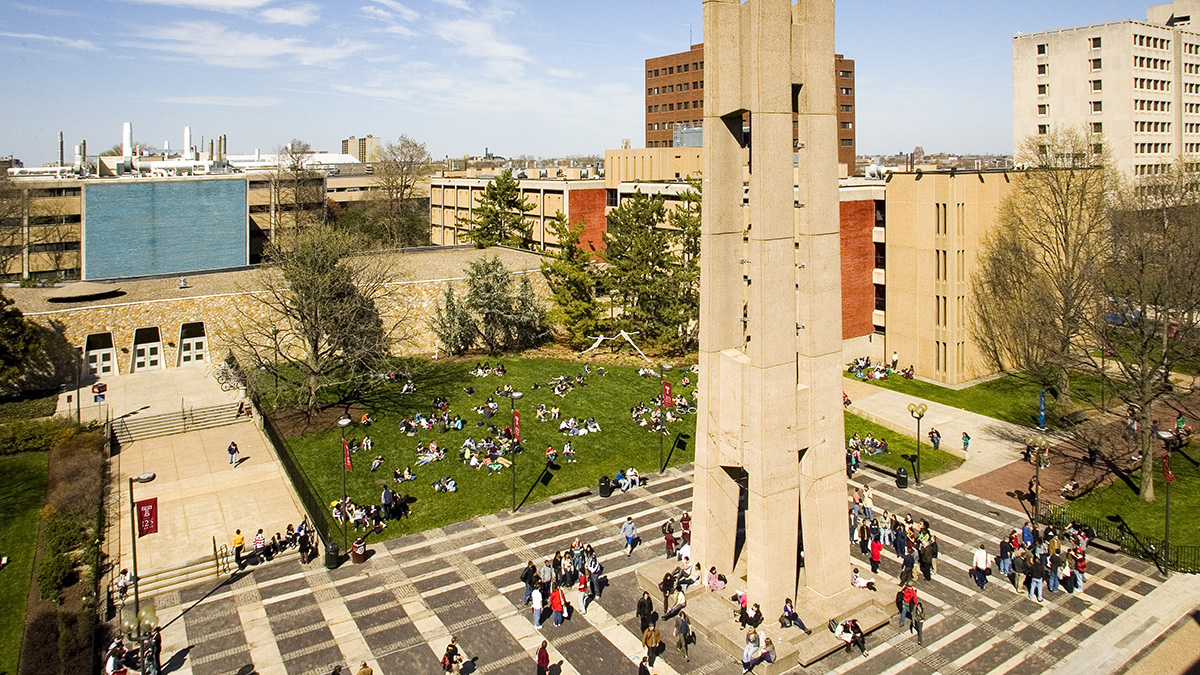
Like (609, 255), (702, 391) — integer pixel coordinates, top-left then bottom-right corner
(1039, 503), (1200, 574)
(254, 396), (338, 551)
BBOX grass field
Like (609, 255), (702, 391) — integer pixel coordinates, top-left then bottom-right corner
(283, 358), (698, 541)
(845, 412), (963, 479)
(845, 371), (1112, 428)
(0, 452), (48, 675)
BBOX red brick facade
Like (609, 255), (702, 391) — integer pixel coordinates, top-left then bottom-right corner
(569, 189), (609, 257)
(840, 199), (877, 340)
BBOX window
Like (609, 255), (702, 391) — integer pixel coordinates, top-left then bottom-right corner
(667, 66), (674, 74)
(682, 63), (689, 72)
(874, 284), (886, 311)
(1038, 104), (1048, 115)
(1037, 43), (1047, 55)
(840, 139), (853, 146)
(1092, 58), (1102, 70)
(840, 104), (853, 112)
(1091, 79), (1102, 92)
(1091, 36), (1102, 49)
(840, 87), (853, 95)
(1038, 84), (1048, 95)
(1091, 100), (1103, 113)
(1093, 122), (1103, 133)
(840, 121), (853, 129)
(1037, 63), (1048, 75)
(839, 70), (853, 78)
(874, 242), (886, 269)
(1038, 124), (1049, 134)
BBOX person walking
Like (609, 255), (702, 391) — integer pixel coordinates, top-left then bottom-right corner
(531, 586), (544, 629)
(621, 517), (638, 556)
(521, 561), (537, 605)
(929, 428), (941, 451)
(577, 569), (590, 615)
(1028, 554), (1046, 602)
(228, 441), (239, 465)
(637, 591), (655, 632)
(441, 637), (462, 673)
(919, 537), (935, 582)
(536, 641), (550, 675)
(637, 656), (651, 675)
(642, 622), (663, 668)
(971, 544), (989, 590)
(870, 537), (883, 574)
(962, 432), (972, 453)
(232, 529), (245, 570)
(674, 611), (691, 662)
(910, 601), (925, 646)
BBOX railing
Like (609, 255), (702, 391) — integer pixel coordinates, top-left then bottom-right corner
(1039, 503), (1200, 574)
(256, 400), (337, 551)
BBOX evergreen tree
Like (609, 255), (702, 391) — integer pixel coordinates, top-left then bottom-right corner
(667, 177), (702, 353)
(0, 289), (40, 394)
(430, 282), (475, 355)
(541, 212), (603, 347)
(464, 255), (517, 352)
(601, 192), (678, 344)
(511, 275), (548, 349)
(460, 169), (535, 248)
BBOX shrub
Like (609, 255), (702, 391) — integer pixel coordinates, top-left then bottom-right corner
(35, 555), (72, 604)
(0, 418), (74, 456)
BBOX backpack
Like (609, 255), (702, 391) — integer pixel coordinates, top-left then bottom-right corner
(827, 618), (838, 633)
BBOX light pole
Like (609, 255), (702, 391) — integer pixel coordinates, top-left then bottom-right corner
(509, 391), (523, 512)
(907, 403), (927, 486)
(338, 415), (352, 550)
(1031, 433), (1048, 520)
(658, 364), (673, 473)
(128, 472), (156, 669)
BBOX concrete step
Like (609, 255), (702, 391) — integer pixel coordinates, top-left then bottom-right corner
(113, 403), (249, 443)
(137, 549), (300, 599)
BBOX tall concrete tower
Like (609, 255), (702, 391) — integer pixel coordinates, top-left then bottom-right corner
(693, 0), (847, 609)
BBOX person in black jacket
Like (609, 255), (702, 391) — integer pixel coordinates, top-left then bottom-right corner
(637, 591), (656, 632)
(520, 562), (538, 606)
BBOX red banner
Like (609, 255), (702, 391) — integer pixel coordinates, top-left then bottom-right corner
(343, 438), (353, 471)
(513, 410), (522, 442)
(662, 380), (673, 407)
(1163, 453), (1175, 483)
(136, 498), (158, 537)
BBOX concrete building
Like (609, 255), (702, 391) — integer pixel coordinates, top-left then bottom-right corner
(1014, 0), (1200, 175)
(645, 43), (856, 174)
(341, 135), (382, 163)
(882, 169), (1012, 385)
(428, 176), (607, 253)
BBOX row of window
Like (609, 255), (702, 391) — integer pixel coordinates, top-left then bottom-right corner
(1135, 77), (1171, 91)
(1186, 122), (1200, 133)
(1187, 103), (1200, 113)
(1134, 34), (1169, 50)
(1135, 163), (1170, 175)
(647, 120), (702, 131)
(647, 61), (703, 78)
(839, 70), (853, 78)
(1186, 63), (1200, 74)
(1035, 36), (1100, 56)
(1039, 123), (1104, 135)
(647, 80), (702, 95)
(647, 100), (703, 113)
(934, 341), (966, 375)
(1185, 143), (1200, 152)
(1136, 99), (1171, 111)
(1036, 101), (1102, 115)
(1136, 120), (1171, 132)
(1134, 142), (1172, 154)
(1186, 82), (1200, 94)
(1134, 56), (1170, 71)
(1187, 43), (1200, 54)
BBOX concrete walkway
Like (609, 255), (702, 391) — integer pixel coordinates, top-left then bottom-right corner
(56, 363), (241, 423)
(843, 377), (1035, 488)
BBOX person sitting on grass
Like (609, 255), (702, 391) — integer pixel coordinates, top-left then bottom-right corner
(395, 466), (414, 483)
(494, 363), (506, 376)
(370, 455), (384, 472)
(536, 404), (548, 422)
(401, 379), (416, 394)
(586, 418), (602, 434)
(545, 445), (558, 463)
(433, 476), (457, 493)
(563, 442), (576, 463)
(360, 412), (373, 426)
(485, 456), (503, 475)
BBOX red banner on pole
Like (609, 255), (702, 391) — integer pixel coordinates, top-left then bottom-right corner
(343, 438), (353, 472)
(136, 498), (158, 537)
(1163, 453), (1175, 483)
(513, 410), (522, 442)
(662, 380), (673, 407)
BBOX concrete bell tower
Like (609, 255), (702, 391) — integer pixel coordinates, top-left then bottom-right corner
(693, 0), (847, 610)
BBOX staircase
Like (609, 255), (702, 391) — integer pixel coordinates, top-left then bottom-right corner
(112, 402), (249, 445)
(132, 546), (300, 600)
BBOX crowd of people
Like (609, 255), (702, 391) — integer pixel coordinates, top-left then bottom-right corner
(847, 354), (914, 381)
(230, 520), (317, 570)
(520, 536), (607, 631)
(978, 520), (1093, 600)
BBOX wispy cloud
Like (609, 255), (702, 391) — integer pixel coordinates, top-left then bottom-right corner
(127, 21), (362, 68)
(547, 68), (581, 79)
(259, 3), (320, 26)
(434, 0), (470, 9)
(432, 18), (529, 78)
(0, 31), (99, 51)
(371, 0), (418, 21)
(159, 94), (283, 107)
(121, 0), (272, 10)
(8, 3), (86, 18)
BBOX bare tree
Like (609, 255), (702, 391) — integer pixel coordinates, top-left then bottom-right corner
(0, 174), (25, 278)
(1079, 165), (1200, 501)
(372, 135), (433, 247)
(268, 140), (326, 239)
(971, 127), (1114, 404)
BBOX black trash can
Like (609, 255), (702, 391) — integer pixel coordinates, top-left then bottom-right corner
(324, 541), (340, 569)
(599, 475), (614, 498)
(896, 466), (909, 489)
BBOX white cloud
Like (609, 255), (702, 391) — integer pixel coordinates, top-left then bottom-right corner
(159, 95), (283, 107)
(547, 68), (581, 79)
(360, 5), (394, 22)
(371, 0), (418, 21)
(434, 0), (470, 10)
(127, 21), (362, 68)
(122, 0), (272, 10)
(0, 31), (99, 51)
(259, 3), (320, 26)
(432, 19), (529, 78)
(384, 24), (417, 37)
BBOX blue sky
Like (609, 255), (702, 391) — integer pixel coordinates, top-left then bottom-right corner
(0, 1), (1159, 165)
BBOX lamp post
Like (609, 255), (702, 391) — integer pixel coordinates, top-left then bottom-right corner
(128, 472), (156, 667)
(337, 415), (352, 550)
(658, 364), (673, 473)
(907, 403), (927, 486)
(509, 392), (523, 512)
(1031, 433), (1048, 520)
(1160, 434), (1176, 577)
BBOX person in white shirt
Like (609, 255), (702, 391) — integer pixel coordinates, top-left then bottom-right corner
(971, 544), (990, 590)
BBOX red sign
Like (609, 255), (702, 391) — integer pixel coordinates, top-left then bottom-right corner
(343, 438), (353, 472)
(662, 380), (673, 408)
(513, 410), (522, 442)
(1163, 453), (1175, 483)
(136, 498), (158, 537)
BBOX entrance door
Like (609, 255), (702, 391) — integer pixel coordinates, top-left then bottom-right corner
(179, 322), (206, 365)
(131, 327), (163, 372)
(84, 333), (116, 377)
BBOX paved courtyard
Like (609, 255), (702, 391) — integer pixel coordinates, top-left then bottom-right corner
(146, 463), (1184, 675)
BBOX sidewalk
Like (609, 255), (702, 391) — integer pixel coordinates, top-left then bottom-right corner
(843, 377), (1033, 489)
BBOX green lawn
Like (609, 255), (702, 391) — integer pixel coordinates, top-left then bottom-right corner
(283, 358), (698, 542)
(0, 452), (48, 675)
(845, 412), (963, 479)
(0, 391), (58, 424)
(845, 371), (1112, 428)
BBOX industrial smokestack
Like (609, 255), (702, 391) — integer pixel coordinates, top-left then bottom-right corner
(208, 139), (214, 161)
(122, 122), (133, 159)
(184, 126), (192, 158)
(164, 140), (170, 156)
(58, 132), (64, 167)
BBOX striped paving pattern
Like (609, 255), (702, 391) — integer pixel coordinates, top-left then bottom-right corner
(151, 466), (1161, 675)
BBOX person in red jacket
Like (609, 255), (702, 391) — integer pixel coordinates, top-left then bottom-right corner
(550, 586), (566, 626)
(536, 641), (549, 675)
(870, 538), (883, 574)
(577, 570), (590, 615)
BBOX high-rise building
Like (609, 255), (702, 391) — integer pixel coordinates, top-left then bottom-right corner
(341, 135), (381, 163)
(644, 44), (856, 172)
(1013, 0), (1200, 175)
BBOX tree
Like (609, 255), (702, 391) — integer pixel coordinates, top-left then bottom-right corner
(0, 173), (25, 277)
(228, 224), (402, 412)
(430, 282), (476, 356)
(0, 288), (41, 393)
(269, 140), (326, 237)
(971, 127), (1113, 404)
(372, 135), (433, 247)
(463, 255), (517, 352)
(460, 169), (534, 248)
(1080, 166), (1200, 501)
(602, 192), (679, 344)
(540, 212), (602, 347)
(666, 177), (702, 353)
(511, 275), (547, 350)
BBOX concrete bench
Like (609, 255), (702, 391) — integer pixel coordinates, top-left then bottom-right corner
(794, 602), (890, 666)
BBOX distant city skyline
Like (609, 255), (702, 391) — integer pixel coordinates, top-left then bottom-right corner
(0, 1), (1159, 165)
